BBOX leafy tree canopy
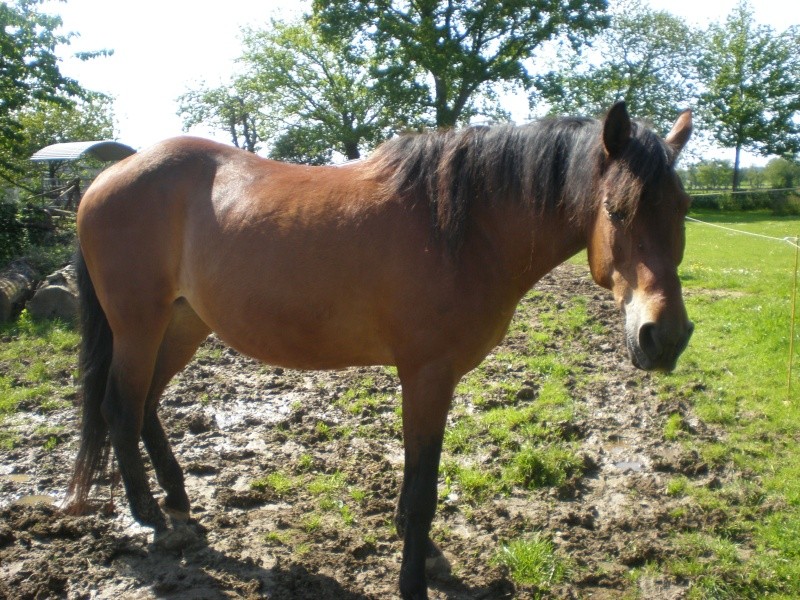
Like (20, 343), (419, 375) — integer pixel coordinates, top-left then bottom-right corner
(180, 19), (402, 162)
(763, 157), (800, 189)
(312, 0), (610, 128)
(241, 19), (403, 160)
(178, 83), (262, 153)
(1, 0), (83, 152)
(697, 1), (800, 188)
(533, 0), (698, 133)
(1, 0), (114, 189)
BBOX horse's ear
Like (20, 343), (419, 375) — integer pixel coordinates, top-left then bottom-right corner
(665, 109), (692, 156)
(602, 101), (631, 158)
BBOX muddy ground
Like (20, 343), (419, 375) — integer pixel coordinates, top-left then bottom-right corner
(0, 264), (722, 599)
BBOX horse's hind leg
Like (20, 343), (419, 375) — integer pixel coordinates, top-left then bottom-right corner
(141, 300), (210, 520)
(102, 319), (172, 532)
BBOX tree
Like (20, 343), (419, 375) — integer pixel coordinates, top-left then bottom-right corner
(697, 2), (800, 190)
(240, 19), (402, 161)
(743, 165), (766, 189)
(533, 0), (698, 132)
(763, 158), (800, 190)
(179, 19), (401, 162)
(178, 83), (262, 152)
(685, 159), (734, 190)
(1, 0), (112, 188)
(1, 1), (79, 169)
(268, 124), (334, 166)
(312, 0), (610, 129)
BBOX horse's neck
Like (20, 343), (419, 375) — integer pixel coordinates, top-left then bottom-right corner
(467, 200), (588, 297)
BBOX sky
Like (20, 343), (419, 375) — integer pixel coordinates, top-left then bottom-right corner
(43, 0), (800, 164)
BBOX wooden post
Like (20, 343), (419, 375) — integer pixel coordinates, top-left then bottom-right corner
(789, 237), (799, 401)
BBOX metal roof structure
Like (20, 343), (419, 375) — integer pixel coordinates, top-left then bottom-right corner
(30, 140), (136, 162)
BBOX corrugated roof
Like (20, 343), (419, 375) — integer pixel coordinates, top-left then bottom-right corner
(30, 141), (136, 162)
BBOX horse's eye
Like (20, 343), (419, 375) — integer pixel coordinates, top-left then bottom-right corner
(607, 209), (626, 223)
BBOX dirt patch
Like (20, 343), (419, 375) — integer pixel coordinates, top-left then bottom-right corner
(0, 264), (724, 599)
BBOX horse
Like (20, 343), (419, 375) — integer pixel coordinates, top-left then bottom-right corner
(66, 101), (693, 599)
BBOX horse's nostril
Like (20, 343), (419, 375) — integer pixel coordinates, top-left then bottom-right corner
(638, 322), (662, 361)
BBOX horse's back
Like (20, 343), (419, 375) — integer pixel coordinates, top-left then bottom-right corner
(77, 137), (443, 369)
(77, 136), (522, 374)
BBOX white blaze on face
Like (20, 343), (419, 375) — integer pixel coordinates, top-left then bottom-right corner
(624, 289), (659, 369)
(620, 281), (692, 372)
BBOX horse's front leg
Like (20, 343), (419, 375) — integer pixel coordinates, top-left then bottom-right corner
(396, 365), (456, 600)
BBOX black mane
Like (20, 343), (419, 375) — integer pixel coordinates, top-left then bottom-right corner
(366, 115), (675, 252)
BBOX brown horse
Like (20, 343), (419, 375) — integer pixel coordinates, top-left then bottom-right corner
(67, 102), (692, 599)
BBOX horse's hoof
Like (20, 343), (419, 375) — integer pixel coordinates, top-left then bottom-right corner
(61, 499), (90, 516)
(152, 523), (201, 552)
(400, 584), (429, 600)
(164, 507), (191, 523)
(425, 541), (452, 579)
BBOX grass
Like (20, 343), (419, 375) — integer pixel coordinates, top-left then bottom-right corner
(307, 471), (347, 496)
(0, 310), (78, 418)
(664, 412), (687, 441)
(503, 443), (583, 490)
(443, 377), (583, 507)
(0, 430), (20, 450)
(335, 375), (389, 416)
(251, 471), (298, 497)
(251, 468), (360, 532)
(496, 534), (569, 591)
(646, 209), (800, 596)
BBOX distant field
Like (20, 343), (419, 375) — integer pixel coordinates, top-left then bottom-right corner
(665, 209), (800, 597)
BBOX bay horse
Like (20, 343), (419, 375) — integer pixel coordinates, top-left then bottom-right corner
(67, 102), (693, 599)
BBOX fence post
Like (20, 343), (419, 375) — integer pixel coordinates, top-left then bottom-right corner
(790, 236), (799, 401)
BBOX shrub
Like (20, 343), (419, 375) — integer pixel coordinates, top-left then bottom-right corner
(771, 192), (800, 216)
(0, 201), (28, 263)
(689, 190), (799, 215)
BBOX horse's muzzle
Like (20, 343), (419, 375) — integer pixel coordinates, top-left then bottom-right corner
(627, 319), (694, 372)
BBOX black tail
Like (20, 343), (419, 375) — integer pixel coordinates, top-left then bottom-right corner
(65, 249), (113, 512)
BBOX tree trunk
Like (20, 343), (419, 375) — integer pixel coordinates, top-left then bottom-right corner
(0, 260), (37, 323)
(434, 76), (456, 128)
(343, 140), (361, 161)
(732, 142), (742, 191)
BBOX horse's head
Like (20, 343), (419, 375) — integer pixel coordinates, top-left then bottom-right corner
(587, 102), (694, 372)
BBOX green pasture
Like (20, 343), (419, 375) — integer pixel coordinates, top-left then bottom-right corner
(659, 209), (800, 598)
(680, 209), (800, 405)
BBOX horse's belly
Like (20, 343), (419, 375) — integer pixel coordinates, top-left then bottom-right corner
(192, 295), (395, 370)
